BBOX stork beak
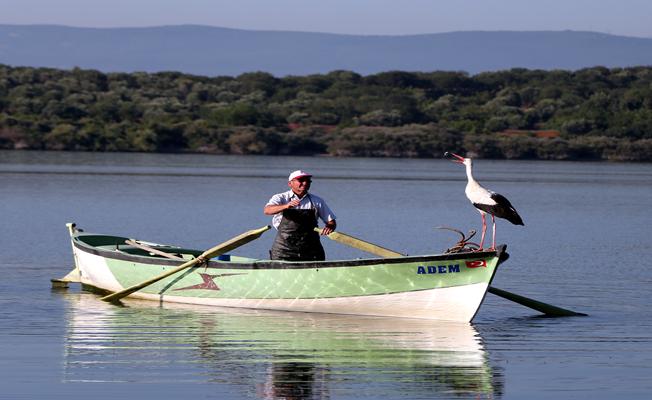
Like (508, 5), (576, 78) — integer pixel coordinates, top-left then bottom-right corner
(444, 152), (465, 163)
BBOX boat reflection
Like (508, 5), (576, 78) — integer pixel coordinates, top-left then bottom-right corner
(60, 292), (503, 398)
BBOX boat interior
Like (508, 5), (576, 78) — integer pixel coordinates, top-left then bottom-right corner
(73, 233), (257, 263)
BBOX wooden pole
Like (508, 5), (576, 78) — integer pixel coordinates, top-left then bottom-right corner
(314, 228), (403, 258)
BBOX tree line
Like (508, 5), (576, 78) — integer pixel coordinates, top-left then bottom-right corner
(1, 64), (651, 161)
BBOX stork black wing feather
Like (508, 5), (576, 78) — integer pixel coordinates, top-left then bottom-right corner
(489, 193), (524, 225)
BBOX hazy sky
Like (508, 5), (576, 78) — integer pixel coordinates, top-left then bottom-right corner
(1, 0), (651, 38)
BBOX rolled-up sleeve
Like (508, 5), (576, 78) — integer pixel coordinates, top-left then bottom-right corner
(312, 195), (336, 224)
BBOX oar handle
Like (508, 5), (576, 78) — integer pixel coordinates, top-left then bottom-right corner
(314, 227), (405, 258)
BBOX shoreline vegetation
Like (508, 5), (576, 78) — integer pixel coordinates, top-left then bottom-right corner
(1, 64), (651, 161)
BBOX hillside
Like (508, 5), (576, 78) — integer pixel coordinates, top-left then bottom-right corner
(1, 65), (651, 161)
(1, 25), (652, 76)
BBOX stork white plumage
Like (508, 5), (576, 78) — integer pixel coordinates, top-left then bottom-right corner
(445, 152), (524, 250)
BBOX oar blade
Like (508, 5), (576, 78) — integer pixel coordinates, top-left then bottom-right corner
(487, 286), (587, 317)
(101, 258), (198, 302)
(100, 225), (271, 303)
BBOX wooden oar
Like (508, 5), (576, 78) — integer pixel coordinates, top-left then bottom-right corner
(101, 225), (271, 303)
(484, 286), (586, 317)
(317, 228), (586, 317)
(125, 239), (185, 260)
(313, 228), (402, 258)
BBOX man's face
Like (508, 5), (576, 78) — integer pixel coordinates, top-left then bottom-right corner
(288, 176), (312, 197)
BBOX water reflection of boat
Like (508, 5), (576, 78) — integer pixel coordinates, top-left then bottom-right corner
(61, 292), (503, 397)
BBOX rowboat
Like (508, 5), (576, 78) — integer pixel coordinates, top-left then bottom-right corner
(61, 223), (509, 322)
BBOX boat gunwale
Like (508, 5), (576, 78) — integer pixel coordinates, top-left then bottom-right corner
(72, 232), (507, 270)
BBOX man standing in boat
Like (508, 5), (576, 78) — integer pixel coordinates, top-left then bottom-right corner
(264, 170), (337, 261)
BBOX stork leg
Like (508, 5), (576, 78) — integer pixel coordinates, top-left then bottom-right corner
(490, 214), (496, 250)
(479, 212), (487, 249)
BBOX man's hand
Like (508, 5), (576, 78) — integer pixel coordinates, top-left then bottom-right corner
(263, 199), (301, 215)
(320, 220), (336, 235)
(286, 198), (301, 208)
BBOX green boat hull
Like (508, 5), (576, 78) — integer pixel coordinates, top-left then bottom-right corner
(69, 228), (507, 322)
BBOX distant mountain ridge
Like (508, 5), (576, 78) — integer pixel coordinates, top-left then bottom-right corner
(1, 24), (651, 76)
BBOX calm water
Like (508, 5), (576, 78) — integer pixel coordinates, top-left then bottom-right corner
(1, 150), (651, 399)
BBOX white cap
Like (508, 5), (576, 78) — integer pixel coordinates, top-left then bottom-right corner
(288, 170), (312, 181)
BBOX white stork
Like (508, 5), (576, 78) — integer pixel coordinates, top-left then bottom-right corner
(445, 152), (524, 250)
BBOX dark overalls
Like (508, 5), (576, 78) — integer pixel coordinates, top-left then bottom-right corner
(269, 195), (325, 261)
